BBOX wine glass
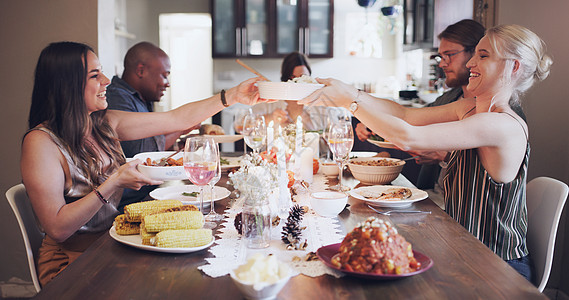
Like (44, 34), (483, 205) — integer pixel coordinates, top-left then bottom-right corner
(184, 136), (218, 215)
(328, 120), (354, 191)
(233, 108), (249, 155)
(204, 143), (223, 226)
(242, 113), (267, 155)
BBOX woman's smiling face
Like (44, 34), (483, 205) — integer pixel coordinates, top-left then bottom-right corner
(466, 36), (509, 98)
(84, 51), (111, 114)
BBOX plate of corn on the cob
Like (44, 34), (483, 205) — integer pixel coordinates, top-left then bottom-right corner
(149, 185), (231, 205)
(110, 200), (215, 253)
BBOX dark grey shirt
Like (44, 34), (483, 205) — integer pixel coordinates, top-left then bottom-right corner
(106, 76), (166, 158)
(106, 76), (164, 210)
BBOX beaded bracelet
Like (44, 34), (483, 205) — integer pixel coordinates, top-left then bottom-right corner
(93, 188), (109, 204)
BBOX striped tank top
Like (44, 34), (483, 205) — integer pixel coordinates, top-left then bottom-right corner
(443, 114), (529, 260)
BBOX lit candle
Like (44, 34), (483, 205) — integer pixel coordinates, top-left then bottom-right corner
(275, 136), (291, 216)
(304, 132), (319, 159)
(267, 120), (274, 151)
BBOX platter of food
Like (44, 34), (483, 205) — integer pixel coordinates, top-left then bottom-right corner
(133, 151), (185, 181)
(149, 185), (231, 205)
(317, 243), (432, 280)
(317, 217), (433, 280)
(203, 134), (243, 144)
(110, 200), (214, 253)
(220, 156), (241, 171)
(349, 185), (428, 208)
(109, 226), (214, 254)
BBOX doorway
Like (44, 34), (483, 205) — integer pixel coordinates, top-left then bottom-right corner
(158, 13), (213, 111)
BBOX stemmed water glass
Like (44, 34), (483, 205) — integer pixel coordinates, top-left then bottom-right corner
(183, 136), (218, 217)
(242, 112), (267, 155)
(328, 120), (354, 191)
(204, 143), (223, 226)
(233, 108), (249, 155)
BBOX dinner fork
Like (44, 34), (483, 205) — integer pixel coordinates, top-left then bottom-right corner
(367, 204), (431, 216)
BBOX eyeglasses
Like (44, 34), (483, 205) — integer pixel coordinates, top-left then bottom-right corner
(434, 48), (470, 64)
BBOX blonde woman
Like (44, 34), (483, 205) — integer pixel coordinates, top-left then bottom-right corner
(300, 24), (552, 280)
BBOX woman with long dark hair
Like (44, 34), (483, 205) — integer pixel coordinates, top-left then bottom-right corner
(21, 41), (261, 286)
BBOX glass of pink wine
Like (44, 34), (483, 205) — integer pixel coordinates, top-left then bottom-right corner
(184, 136), (218, 217)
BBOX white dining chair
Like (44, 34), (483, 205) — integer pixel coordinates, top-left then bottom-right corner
(6, 184), (44, 293)
(526, 177), (568, 292)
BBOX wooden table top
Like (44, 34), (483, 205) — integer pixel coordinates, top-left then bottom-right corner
(33, 173), (545, 300)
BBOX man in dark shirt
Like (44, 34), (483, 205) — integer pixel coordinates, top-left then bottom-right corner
(107, 42), (197, 210)
(354, 19), (486, 190)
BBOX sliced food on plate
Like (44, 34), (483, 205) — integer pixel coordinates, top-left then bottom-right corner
(349, 185), (428, 208)
(359, 187), (412, 201)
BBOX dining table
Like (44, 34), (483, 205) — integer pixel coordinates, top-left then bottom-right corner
(32, 156), (545, 300)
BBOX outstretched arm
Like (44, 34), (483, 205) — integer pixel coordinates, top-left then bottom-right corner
(109, 77), (263, 142)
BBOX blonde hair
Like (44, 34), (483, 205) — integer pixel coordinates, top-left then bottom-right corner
(486, 24), (552, 103)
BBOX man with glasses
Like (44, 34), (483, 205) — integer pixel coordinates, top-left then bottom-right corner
(354, 19), (485, 196)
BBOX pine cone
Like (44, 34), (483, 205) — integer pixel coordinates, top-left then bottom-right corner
(234, 212), (243, 235)
(281, 205), (306, 248)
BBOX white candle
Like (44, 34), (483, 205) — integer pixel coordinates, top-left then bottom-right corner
(304, 132), (319, 159)
(299, 146), (314, 183)
(295, 116), (303, 153)
(267, 120), (274, 151)
(275, 137), (291, 216)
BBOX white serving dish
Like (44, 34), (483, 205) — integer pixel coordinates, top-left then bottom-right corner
(230, 266), (292, 300)
(310, 191), (348, 217)
(347, 157), (405, 185)
(133, 151), (186, 181)
(258, 81), (324, 100)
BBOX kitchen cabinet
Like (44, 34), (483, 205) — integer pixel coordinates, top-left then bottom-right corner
(403, 0), (435, 50)
(404, 0), (475, 50)
(211, 0), (333, 58)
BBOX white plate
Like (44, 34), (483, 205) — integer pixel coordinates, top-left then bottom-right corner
(367, 139), (398, 149)
(109, 226), (214, 253)
(350, 151), (377, 158)
(221, 156), (241, 171)
(258, 81), (324, 100)
(149, 185), (231, 205)
(349, 185), (428, 208)
(203, 134), (243, 143)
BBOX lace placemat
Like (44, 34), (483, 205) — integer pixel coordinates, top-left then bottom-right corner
(198, 174), (344, 278)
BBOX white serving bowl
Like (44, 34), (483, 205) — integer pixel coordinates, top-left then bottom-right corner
(258, 81), (324, 100)
(230, 269), (292, 300)
(133, 151), (186, 181)
(347, 157), (405, 185)
(320, 161), (339, 176)
(310, 191), (348, 217)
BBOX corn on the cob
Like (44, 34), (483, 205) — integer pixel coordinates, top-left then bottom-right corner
(152, 229), (213, 248)
(144, 211), (204, 233)
(113, 214), (140, 235)
(124, 199), (183, 222)
(140, 221), (156, 246)
(159, 204), (199, 213)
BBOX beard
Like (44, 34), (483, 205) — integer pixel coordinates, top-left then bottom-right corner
(445, 67), (470, 88)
